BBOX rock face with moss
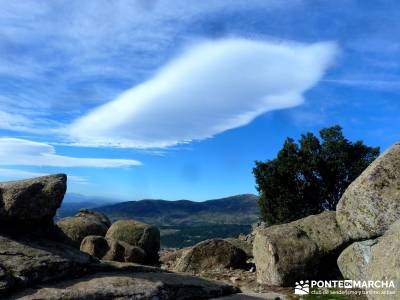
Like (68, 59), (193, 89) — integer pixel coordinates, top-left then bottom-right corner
(336, 143), (400, 240)
(253, 211), (349, 286)
(0, 174), (66, 224)
(106, 220), (160, 263)
(80, 235), (145, 264)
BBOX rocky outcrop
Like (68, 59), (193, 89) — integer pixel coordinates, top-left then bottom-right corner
(0, 175), (240, 299)
(0, 174), (94, 297)
(168, 239), (247, 273)
(253, 211), (349, 286)
(106, 220), (160, 263)
(337, 239), (377, 281)
(56, 214), (109, 247)
(80, 235), (145, 264)
(0, 234), (93, 296)
(336, 143), (400, 240)
(366, 221), (400, 299)
(0, 174), (66, 225)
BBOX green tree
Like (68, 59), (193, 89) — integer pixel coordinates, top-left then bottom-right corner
(253, 125), (380, 225)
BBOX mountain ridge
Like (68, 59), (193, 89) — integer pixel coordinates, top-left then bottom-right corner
(92, 194), (259, 226)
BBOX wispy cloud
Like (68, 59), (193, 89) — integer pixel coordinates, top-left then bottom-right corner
(0, 138), (141, 167)
(68, 39), (338, 148)
(0, 168), (88, 184)
(324, 79), (400, 90)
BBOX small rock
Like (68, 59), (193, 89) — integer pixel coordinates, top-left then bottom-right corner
(230, 276), (240, 283)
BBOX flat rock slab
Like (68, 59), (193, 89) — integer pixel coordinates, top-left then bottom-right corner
(0, 235), (93, 296)
(11, 271), (238, 300)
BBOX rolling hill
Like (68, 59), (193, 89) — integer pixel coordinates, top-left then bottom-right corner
(94, 194), (259, 226)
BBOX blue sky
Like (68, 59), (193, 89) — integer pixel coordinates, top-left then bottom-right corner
(0, 0), (399, 201)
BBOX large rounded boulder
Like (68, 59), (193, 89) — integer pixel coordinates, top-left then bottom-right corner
(173, 239), (247, 273)
(105, 220), (160, 263)
(57, 215), (108, 247)
(253, 211), (349, 286)
(0, 174), (66, 225)
(336, 143), (400, 240)
(80, 235), (145, 264)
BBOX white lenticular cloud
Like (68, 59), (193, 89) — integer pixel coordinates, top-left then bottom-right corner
(69, 38), (338, 148)
(0, 138), (141, 167)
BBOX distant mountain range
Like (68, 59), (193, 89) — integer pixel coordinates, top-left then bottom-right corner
(56, 193), (115, 219)
(58, 194), (260, 226)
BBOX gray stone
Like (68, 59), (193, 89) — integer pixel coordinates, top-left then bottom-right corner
(79, 235), (109, 259)
(336, 143), (400, 240)
(173, 239), (247, 273)
(253, 211), (349, 286)
(0, 174), (66, 224)
(366, 220), (400, 299)
(337, 239), (378, 281)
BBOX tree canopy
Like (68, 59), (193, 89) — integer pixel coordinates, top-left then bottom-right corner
(253, 125), (380, 225)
